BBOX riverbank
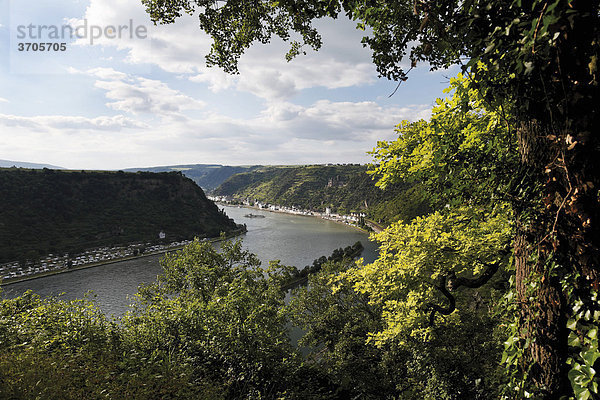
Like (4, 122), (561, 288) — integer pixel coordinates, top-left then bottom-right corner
(1, 230), (245, 286)
(364, 219), (384, 233)
(219, 203), (374, 234)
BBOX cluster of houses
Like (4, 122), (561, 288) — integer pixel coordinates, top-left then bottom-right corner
(0, 239), (194, 282)
(209, 195), (367, 229)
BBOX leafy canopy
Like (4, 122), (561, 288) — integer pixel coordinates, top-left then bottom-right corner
(124, 238), (303, 398)
(142, 0), (598, 112)
(341, 205), (512, 344)
(0, 239), (331, 399)
(339, 74), (514, 347)
(368, 73), (517, 207)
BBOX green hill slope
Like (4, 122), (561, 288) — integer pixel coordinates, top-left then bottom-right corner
(0, 168), (239, 263)
(213, 165), (429, 225)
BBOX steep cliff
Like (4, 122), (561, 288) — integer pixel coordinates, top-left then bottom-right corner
(0, 168), (239, 263)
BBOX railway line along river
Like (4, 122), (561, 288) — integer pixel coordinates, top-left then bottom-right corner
(2, 205), (379, 316)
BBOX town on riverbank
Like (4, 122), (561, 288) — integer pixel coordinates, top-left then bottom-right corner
(210, 195), (383, 233)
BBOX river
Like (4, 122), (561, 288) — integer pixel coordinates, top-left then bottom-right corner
(2, 205), (379, 316)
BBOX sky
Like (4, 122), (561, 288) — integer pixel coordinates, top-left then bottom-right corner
(0, 0), (459, 170)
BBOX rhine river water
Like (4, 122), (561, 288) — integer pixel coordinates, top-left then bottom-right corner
(2, 206), (379, 316)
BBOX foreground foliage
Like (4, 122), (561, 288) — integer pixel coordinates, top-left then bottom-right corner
(0, 241), (327, 399)
(1, 234), (504, 399)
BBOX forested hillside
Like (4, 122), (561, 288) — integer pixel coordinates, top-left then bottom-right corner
(0, 168), (239, 263)
(214, 164), (429, 224)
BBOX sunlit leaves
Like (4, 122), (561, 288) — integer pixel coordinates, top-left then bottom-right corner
(368, 73), (517, 208)
(341, 205), (512, 345)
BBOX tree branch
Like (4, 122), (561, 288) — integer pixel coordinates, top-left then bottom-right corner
(427, 274), (455, 326)
(427, 260), (500, 326)
(447, 261), (500, 290)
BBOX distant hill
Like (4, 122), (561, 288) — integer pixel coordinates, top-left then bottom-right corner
(0, 159), (64, 169)
(213, 164), (430, 225)
(0, 168), (239, 263)
(124, 164), (260, 191)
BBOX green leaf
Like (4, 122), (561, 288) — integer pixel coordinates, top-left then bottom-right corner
(575, 388), (591, 400)
(582, 349), (600, 367)
(569, 332), (581, 347)
(567, 318), (578, 330)
(569, 365), (584, 381)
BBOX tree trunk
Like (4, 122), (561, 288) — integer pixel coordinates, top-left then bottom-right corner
(513, 120), (570, 396)
(512, 22), (600, 394)
(514, 230), (568, 395)
(507, 0), (600, 394)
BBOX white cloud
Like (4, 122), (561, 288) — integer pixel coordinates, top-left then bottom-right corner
(94, 77), (205, 117)
(0, 98), (428, 169)
(0, 97), (9, 103)
(87, 67), (129, 81)
(255, 100), (430, 141)
(0, 114), (147, 131)
(73, 0), (378, 101)
(68, 66), (129, 81)
(188, 69), (236, 92)
(1, 0), (440, 169)
(68, 67), (206, 118)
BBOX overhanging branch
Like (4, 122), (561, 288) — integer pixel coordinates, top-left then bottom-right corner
(427, 274), (456, 326)
(427, 260), (500, 326)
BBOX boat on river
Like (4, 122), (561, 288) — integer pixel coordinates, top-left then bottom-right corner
(244, 213), (266, 218)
